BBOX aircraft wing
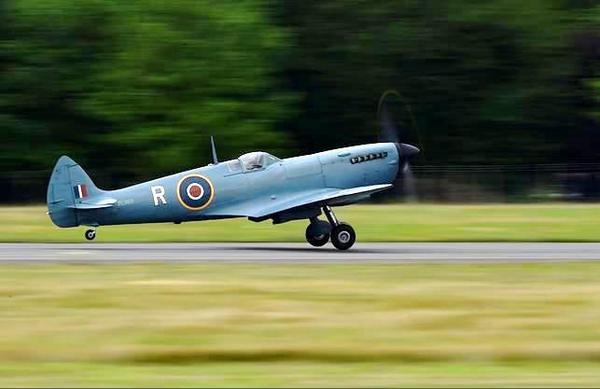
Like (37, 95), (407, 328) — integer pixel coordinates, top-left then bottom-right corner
(211, 184), (392, 219)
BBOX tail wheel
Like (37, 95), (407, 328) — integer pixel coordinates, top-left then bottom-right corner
(305, 220), (331, 247)
(85, 229), (96, 241)
(331, 223), (356, 250)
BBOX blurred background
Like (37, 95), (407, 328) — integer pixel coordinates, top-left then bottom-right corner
(2, 0), (600, 203)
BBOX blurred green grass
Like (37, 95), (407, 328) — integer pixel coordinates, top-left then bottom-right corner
(1, 262), (600, 387)
(1, 203), (600, 242)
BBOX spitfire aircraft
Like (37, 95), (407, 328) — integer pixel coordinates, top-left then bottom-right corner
(47, 98), (419, 250)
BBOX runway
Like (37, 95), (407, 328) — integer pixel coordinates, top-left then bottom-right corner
(0, 243), (599, 263)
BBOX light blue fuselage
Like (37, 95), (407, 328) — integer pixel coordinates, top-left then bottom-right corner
(49, 143), (400, 228)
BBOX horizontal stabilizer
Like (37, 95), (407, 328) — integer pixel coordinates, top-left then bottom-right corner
(68, 198), (117, 210)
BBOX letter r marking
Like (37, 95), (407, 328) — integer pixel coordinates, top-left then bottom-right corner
(151, 186), (167, 206)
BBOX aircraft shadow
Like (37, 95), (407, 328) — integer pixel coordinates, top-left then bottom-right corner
(77, 245), (388, 254)
(229, 246), (386, 254)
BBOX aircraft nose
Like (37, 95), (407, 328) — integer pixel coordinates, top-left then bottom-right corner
(396, 143), (420, 159)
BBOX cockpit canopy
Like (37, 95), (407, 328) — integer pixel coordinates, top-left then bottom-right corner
(237, 152), (280, 172)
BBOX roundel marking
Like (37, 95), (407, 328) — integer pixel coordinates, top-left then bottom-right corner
(176, 174), (215, 211)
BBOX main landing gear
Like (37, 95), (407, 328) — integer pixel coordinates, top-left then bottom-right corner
(305, 206), (356, 250)
(84, 228), (96, 241)
(306, 218), (331, 247)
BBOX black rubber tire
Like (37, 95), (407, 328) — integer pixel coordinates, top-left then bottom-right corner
(305, 222), (330, 247)
(331, 223), (356, 250)
(85, 229), (96, 241)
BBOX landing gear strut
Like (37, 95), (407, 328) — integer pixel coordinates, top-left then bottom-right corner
(84, 228), (96, 241)
(323, 206), (356, 251)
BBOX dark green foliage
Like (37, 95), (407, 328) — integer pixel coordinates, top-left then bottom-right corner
(2, 0), (599, 196)
(277, 0), (600, 165)
(2, 0), (293, 187)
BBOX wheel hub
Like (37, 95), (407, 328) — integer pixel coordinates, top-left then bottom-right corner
(338, 231), (351, 244)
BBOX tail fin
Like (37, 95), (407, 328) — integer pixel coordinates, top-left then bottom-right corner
(47, 156), (102, 227)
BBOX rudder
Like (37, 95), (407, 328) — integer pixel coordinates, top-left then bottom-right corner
(47, 156), (101, 227)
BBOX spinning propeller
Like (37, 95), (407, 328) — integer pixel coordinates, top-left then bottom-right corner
(377, 90), (421, 199)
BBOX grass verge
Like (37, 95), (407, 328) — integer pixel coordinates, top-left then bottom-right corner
(1, 262), (600, 387)
(1, 203), (600, 242)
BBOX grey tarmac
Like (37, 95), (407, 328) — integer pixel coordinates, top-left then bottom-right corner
(0, 243), (599, 263)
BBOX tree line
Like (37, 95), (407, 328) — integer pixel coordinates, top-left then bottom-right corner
(2, 0), (600, 193)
